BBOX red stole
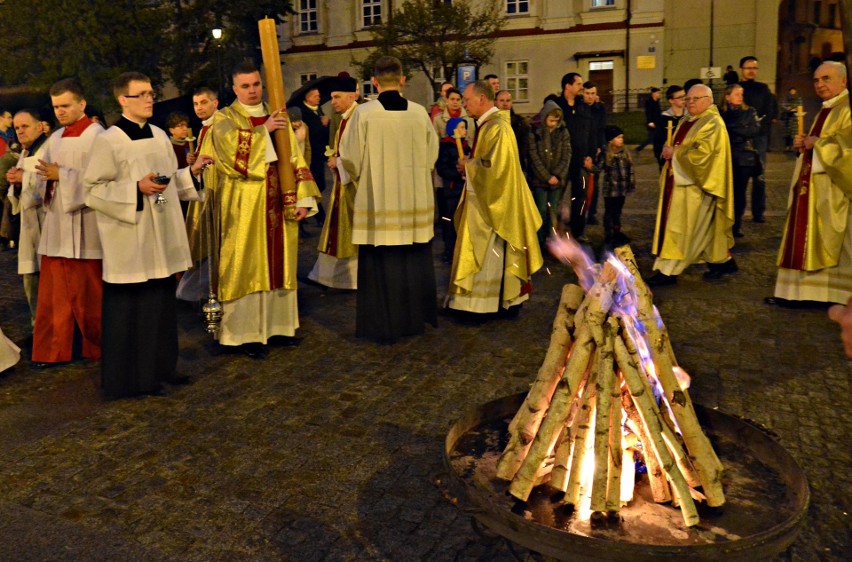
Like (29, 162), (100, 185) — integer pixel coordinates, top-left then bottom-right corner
(655, 118), (698, 252)
(195, 124), (211, 154)
(778, 106), (833, 270)
(244, 114), (285, 291)
(62, 115), (94, 138)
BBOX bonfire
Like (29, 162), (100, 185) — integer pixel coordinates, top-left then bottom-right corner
(496, 242), (724, 527)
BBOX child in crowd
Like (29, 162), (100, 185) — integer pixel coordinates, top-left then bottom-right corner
(435, 117), (470, 263)
(600, 125), (635, 246)
(528, 100), (570, 249)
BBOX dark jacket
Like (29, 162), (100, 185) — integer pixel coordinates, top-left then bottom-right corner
(739, 80), (778, 137)
(721, 106), (762, 169)
(588, 102), (608, 155)
(554, 95), (594, 168)
(509, 110), (530, 174)
(528, 101), (572, 191)
(653, 109), (685, 166)
(644, 96), (662, 129)
(435, 139), (470, 191)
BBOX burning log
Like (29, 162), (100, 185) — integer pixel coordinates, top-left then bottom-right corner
(590, 318), (616, 515)
(614, 334), (700, 527)
(499, 241), (726, 528)
(560, 370), (596, 503)
(613, 246), (725, 507)
(622, 389), (672, 503)
(498, 285), (585, 481)
(508, 263), (620, 503)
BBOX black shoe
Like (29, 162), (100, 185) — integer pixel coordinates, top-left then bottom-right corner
(763, 296), (829, 310)
(764, 296), (791, 307)
(733, 230), (744, 238)
(241, 342), (267, 359)
(646, 272), (677, 287)
(611, 232), (631, 247)
(704, 259), (738, 280)
(753, 216), (765, 223)
(31, 362), (51, 369)
(164, 373), (191, 386)
(272, 336), (301, 348)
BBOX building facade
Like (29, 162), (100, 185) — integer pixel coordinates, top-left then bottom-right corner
(276, 0), (841, 114)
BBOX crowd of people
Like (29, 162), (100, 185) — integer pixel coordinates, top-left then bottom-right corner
(0, 54), (850, 393)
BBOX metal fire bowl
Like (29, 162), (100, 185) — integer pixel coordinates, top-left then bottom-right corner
(444, 393), (809, 562)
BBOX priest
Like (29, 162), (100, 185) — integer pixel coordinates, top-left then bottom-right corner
(446, 80), (543, 317)
(649, 84), (737, 286)
(767, 61), (852, 306)
(84, 72), (213, 398)
(308, 73), (359, 289)
(177, 86), (220, 303)
(209, 61), (321, 358)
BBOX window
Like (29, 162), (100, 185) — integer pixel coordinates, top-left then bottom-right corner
(589, 61), (614, 71)
(812, 1), (822, 24)
(299, 0), (318, 33)
(828, 3), (837, 27)
(363, 0), (382, 27)
(299, 73), (318, 85)
(361, 80), (378, 98)
(591, 0), (616, 7)
(504, 60), (529, 102)
(506, 0), (529, 15)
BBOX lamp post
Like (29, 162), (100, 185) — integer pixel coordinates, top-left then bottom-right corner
(212, 27), (223, 97)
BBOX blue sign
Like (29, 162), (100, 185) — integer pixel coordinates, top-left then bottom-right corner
(457, 65), (477, 91)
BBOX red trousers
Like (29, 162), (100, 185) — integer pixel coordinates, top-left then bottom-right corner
(32, 257), (103, 363)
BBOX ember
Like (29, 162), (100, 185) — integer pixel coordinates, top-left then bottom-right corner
(497, 243), (724, 527)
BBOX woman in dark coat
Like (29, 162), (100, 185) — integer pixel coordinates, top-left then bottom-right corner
(720, 84), (761, 238)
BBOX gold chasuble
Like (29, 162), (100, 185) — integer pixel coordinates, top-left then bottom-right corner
(651, 105), (734, 268)
(316, 101), (358, 259)
(773, 90), (852, 304)
(777, 91), (852, 272)
(185, 120), (219, 263)
(448, 109), (543, 311)
(211, 103), (320, 303)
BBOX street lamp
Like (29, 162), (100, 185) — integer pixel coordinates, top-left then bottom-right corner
(212, 27), (224, 97)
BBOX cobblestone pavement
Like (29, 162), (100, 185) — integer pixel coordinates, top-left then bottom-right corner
(0, 151), (848, 561)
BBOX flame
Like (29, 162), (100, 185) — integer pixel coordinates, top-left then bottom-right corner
(672, 366), (691, 390)
(546, 233), (598, 291)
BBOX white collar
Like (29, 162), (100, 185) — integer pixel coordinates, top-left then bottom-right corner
(238, 101), (266, 117)
(822, 89), (849, 108)
(476, 106), (499, 127)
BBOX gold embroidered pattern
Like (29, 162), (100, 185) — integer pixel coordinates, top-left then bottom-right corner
(235, 129), (252, 176)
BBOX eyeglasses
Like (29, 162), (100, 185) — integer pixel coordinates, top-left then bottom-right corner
(684, 96), (710, 102)
(124, 92), (156, 100)
(670, 95), (686, 100)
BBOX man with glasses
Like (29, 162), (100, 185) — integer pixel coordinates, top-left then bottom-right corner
(767, 61), (851, 308)
(30, 79), (104, 367)
(649, 84), (737, 286)
(84, 72), (213, 398)
(738, 55), (778, 223)
(653, 85), (686, 170)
